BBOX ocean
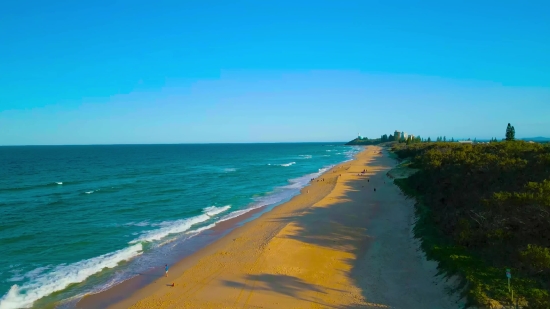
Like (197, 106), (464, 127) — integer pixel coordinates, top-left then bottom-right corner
(0, 143), (361, 309)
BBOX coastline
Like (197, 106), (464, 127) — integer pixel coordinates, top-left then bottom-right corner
(75, 148), (359, 309)
(78, 146), (460, 309)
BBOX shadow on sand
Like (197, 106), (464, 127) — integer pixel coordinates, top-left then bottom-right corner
(222, 149), (397, 308)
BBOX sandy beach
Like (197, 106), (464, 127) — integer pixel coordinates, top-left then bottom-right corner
(78, 146), (460, 309)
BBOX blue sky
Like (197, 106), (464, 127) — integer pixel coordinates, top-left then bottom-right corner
(1, 0), (549, 145)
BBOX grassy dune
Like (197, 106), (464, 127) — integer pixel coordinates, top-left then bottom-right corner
(391, 141), (550, 308)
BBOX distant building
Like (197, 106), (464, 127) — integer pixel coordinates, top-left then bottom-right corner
(458, 140), (473, 144)
(394, 130), (402, 141)
(402, 132), (408, 140)
(358, 133), (362, 139)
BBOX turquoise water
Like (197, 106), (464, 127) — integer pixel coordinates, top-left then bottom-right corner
(0, 143), (361, 309)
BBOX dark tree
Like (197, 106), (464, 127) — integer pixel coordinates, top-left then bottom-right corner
(505, 123), (516, 141)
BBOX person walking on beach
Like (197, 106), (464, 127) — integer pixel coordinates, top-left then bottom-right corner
(165, 264), (169, 277)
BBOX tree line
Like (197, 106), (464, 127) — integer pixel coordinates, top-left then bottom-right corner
(348, 122), (520, 145)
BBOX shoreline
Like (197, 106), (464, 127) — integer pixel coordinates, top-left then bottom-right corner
(75, 150), (359, 309)
(79, 146), (460, 309)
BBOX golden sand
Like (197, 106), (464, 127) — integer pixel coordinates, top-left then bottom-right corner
(93, 146), (459, 309)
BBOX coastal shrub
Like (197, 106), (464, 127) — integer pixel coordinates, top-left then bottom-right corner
(520, 245), (550, 274)
(392, 141), (550, 308)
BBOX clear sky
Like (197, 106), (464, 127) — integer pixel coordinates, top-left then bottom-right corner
(1, 0), (549, 145)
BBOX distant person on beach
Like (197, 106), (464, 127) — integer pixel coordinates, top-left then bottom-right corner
(165, 264), (169, 277)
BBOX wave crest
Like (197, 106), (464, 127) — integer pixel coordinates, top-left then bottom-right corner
(129, 215), (210, 244)
(203, 205), (231, 217)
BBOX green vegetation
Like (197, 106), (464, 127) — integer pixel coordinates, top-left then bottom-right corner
(346, 136), (385, 145)
(347, 124), (549, 146)
(391, 139), (550, 308)
(346, 131), (422, 145)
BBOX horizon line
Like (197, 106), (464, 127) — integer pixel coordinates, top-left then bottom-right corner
(0, 141), (349, 147)
(1, 137), (547, 147)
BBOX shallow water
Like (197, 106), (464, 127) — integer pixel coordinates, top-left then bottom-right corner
(0, 143), (361, 309)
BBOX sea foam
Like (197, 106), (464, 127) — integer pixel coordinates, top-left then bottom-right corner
(129, 215), (210, 244)
(218, 207), (262, 223)
(129, 206), (230, 244)
(280, 162), (295, 167)
(203, 205), (231, 217)
(218, 164), (333, 223)
(267, 162), (296, 167)
(0, 244), (142, 309)
(186, 223), (217, 236)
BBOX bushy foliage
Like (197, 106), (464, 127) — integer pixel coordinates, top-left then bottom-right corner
(392, 141), (550, 308)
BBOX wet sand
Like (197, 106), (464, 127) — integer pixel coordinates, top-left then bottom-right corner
(79, 146), (460, 309)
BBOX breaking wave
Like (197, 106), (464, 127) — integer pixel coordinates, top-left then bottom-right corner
(0, 244), (143, 309)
